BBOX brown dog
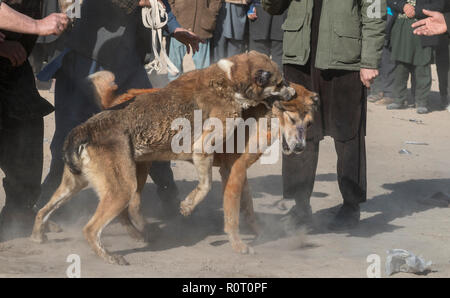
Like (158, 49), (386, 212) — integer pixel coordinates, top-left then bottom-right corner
(94, 79), (319, 255)
(31, 52), (296, 265)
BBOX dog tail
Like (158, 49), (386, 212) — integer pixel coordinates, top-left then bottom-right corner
(88, 71), (119, 110)
(62, 126), (90, 175)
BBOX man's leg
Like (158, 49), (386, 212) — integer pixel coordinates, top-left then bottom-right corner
(281, 141), (320, 230)
(328, 131), (366, 230)
(36, 52), (102, 209)
(413, 63), (432, 114)
(227, 38), (245, 57)
(0, 117), (44, 240)
(270, 40), (283, 70)
(387, 62), (411, 110)
(435, 39), (449, 109)
(192, 39), (211, 70)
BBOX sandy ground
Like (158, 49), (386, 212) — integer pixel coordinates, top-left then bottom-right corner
(0, 62), (449, 278)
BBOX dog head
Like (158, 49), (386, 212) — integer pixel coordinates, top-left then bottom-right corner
(217, 51), (296, 109)
(272, 83), (319, 155)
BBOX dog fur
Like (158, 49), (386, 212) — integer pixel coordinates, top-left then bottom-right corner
(30, 52), (297, 265)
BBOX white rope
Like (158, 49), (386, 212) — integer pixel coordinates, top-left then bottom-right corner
(141, 0), (179, 76)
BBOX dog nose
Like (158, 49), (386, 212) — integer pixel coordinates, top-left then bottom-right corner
(293, 143), (304, 153)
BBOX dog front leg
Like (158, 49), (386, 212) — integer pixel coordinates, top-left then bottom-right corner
(223, 159), (254, 254)
(180, 153), (214, 216)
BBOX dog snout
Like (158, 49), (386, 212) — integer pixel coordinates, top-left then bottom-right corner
(293, 142), (305, 153)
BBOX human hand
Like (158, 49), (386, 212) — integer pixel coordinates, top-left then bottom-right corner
(404, 4), (415, 18)
(360, 68), (379, 88)
(0, 41), (27, 67)
(139, 0), (165, 8)
(173, 27), (205, 54)
(35, 13), (69, 36)
(412, 9), (447, 36)
(248, 6), (257, 20)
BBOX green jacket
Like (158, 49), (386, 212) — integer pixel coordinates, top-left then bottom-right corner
(262, 0), (387, 71)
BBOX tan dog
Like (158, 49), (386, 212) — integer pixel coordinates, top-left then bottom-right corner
(31, 52), (295, 265)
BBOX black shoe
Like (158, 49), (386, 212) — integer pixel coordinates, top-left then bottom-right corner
(157, 184), (180, 219)
(327, 204), (360, 231)
(280, 203), (313, 234)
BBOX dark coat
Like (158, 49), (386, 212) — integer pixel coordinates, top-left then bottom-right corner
(388, 0), (445, 47)
(0, 0), (54, 122)
(249, 2), (286, 41)
(63, 0), (180, 70)
(168, 0), (222, 40)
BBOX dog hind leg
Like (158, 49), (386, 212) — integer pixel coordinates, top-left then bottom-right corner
(31, 166), (87, 243)
(124, 162), (153, 242)
(82, 148), (137, 265)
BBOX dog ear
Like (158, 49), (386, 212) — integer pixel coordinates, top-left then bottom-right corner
(254, 70), (272, 87)
(217, 59), (234, 81)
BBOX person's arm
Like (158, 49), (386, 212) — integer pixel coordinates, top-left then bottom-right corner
(261, 0), (291, 15)
(415, 0), (445, 19)
(0, 2), (68, 35)
(360, 0), (387, 87)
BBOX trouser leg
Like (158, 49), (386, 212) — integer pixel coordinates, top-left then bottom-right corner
(334, 132), (367, 207)
(393, 62), (411, 105)
(435, 41), (449, 105)
(0, 118), (44, 211)
(227, 38), (244, 57)
(192, 39), (211, 70)
(168, 38), (186, 82)
(412, 63), (432, 108)
(0, 117), (44, 240)
(282, 141), (319, 212)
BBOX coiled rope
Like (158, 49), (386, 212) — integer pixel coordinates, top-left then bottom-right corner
(141, 0), (179, 76)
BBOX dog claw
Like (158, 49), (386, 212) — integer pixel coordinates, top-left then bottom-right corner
(179, 201), (193, 217)
(231, 241), (254, 255)
(107, 254), (129, 266)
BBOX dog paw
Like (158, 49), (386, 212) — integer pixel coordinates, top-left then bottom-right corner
(231, 241), (255, 255)
(45, 220), (63, 233)
(30, 233), (48, 244)
(179, 201), (193, 217)
(107, 254), (129, 266)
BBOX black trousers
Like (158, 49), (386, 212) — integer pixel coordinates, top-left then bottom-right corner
(435, 36), (450, 98)
(282, 64), (367, 207)
(282, 133), (367, 207)
(0, 117), (44, 211)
